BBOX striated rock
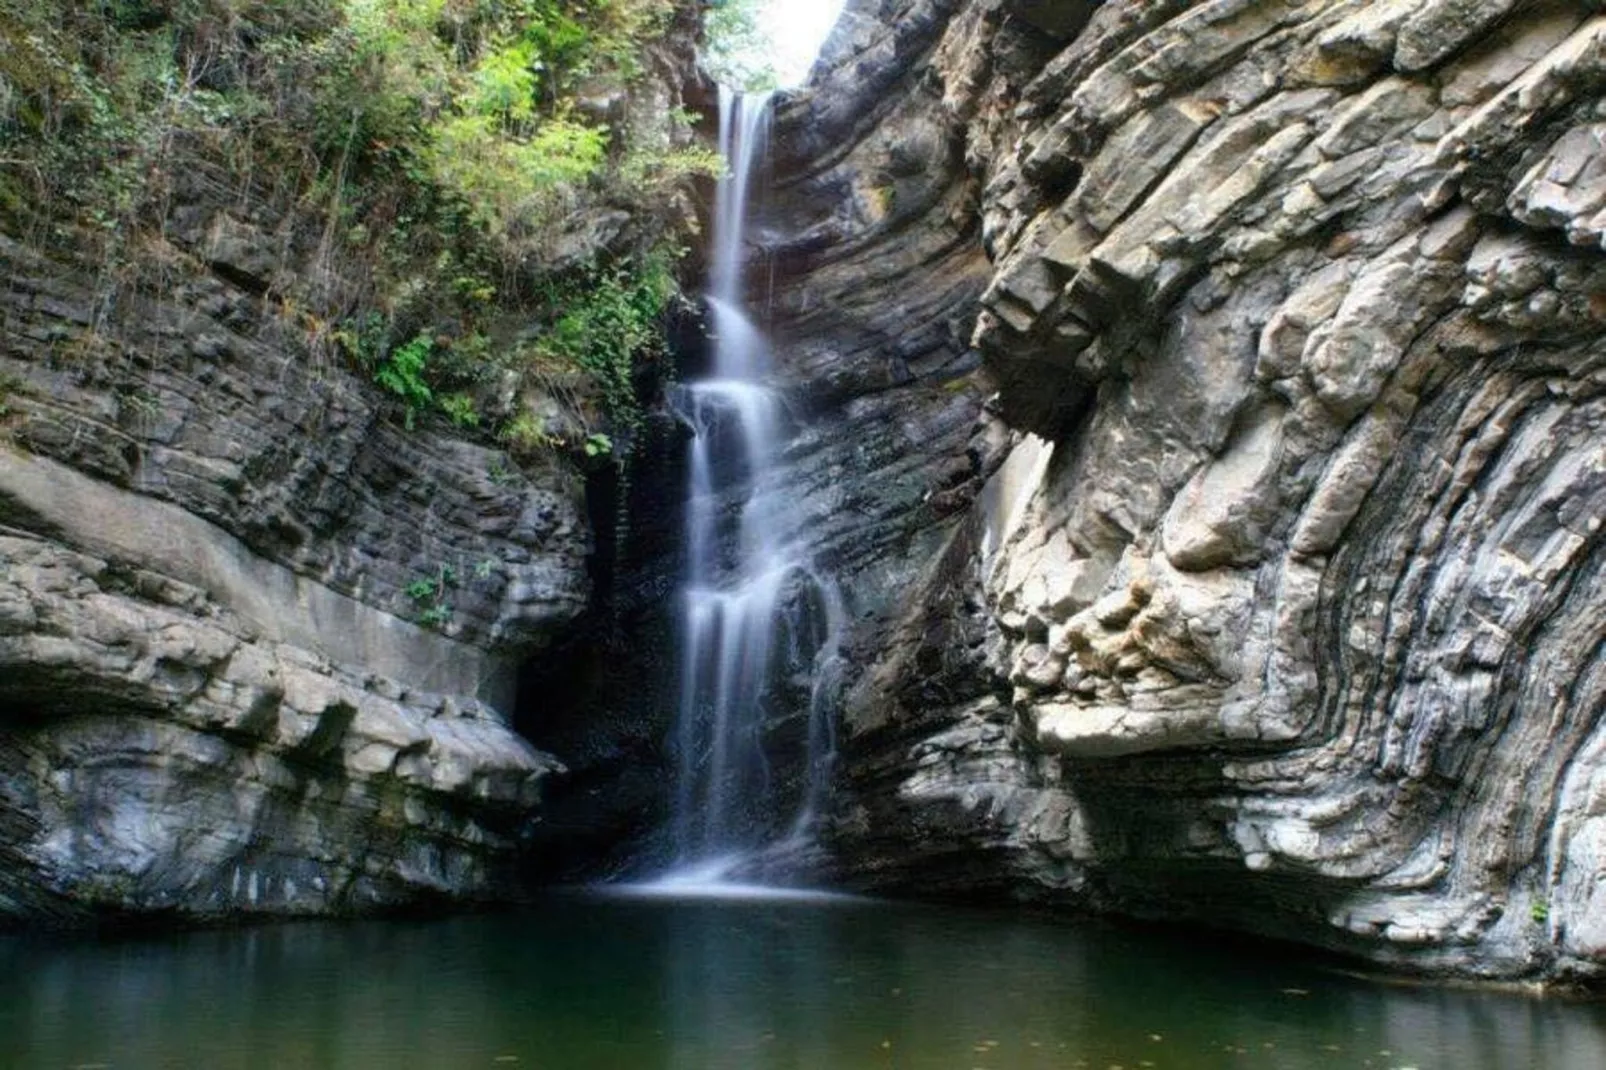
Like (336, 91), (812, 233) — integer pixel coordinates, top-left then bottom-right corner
(787, 0), (1606, 985)
(0, 209), (586, 918)
(0, 0), (721, 920)
(0, 533), (558, 921)
(0, 232), (590, 673)
(764, 0), (1038, 614)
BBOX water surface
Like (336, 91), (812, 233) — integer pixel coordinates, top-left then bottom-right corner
(1, 894), (1602, 1069)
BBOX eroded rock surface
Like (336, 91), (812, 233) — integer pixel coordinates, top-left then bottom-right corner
(0, 533), (559, 920)
(0, 132), (608, 925)
(790, 0), (1606, 984)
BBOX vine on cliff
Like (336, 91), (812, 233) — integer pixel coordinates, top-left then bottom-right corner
(530, 244), (680, 437)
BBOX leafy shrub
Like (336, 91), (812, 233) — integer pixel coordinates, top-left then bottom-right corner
(374, 334), (435, 428)
(534, 245), (680, 434)
(426, 112), (608, 235)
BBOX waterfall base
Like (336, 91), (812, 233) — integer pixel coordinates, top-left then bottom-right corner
(606, 862), (852, 903)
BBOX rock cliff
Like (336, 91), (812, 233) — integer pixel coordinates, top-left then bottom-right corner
(0, 198), (584, 922)
(780, 0), (1606, 985)
(0, 3), (704, 922)
(8, 0), (1602, 984)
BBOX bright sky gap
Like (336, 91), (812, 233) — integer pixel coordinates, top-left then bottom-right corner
(759, 0), (848, 87)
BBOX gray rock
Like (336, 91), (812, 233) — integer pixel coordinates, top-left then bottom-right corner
(784, 0), (1606, 987)
(0, 1), (708, 921)
(0, 533), (561, 920)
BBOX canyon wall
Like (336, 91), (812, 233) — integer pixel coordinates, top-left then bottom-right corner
(781, 0), (1606, 984)
(0, 4), (705, 922)
(6, 0), (1603, 985)
(0, 187), (587, 922)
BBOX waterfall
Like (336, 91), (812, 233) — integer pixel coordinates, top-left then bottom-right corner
(708, 86), (772, 330)
(660, 88), (842, 882)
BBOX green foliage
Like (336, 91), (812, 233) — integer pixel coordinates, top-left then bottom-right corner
(533, 246), (680, 435)
(405, 563), (456, 630)
(374, 334), (435, 428)
(584, 432), (613, 457)
(0, 3), (259, 246)
(2, 0), (695, 262)
(425, 112), (608, 235)
(619, 142), (725, 196)
(470, 40), (541, 122)
(702, 0), (778, 91)
(527, 118), (612, 184)
(440, 392), (481, 428)
(404, 577), (439, 603)
(501, 411), (562, 455)
(2, 0), (700, 460)
(1532, 899), (1550, 925)
(333, 313), (387, 365)
(403, 555), (504, 628)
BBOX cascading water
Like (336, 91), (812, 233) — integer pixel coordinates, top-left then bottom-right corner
(657, 88), (842, 885)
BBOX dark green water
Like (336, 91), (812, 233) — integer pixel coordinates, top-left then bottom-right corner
(1, 893), (1601, 1069)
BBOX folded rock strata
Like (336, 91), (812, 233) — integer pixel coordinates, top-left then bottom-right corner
(783, 0), (1606, 984)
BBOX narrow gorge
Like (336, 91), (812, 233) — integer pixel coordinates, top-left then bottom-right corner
(3, 0), (1605, 1003)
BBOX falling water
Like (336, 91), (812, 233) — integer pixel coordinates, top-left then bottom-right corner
(707, 86), (772, 328)
(662, 88), (841, 881)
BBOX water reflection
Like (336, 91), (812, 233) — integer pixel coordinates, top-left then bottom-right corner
(1, 897), (1602, 1069)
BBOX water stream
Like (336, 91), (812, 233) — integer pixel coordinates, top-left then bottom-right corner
(660, 88), (841, 882)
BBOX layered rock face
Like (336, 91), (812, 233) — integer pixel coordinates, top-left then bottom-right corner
(0, 0), (716, 922)
(763, 0), (1010, 673)
(0, 208), (587, 919)
(792, 0), (1606, 983)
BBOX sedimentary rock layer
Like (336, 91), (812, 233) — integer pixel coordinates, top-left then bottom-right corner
(0, 213), (585, 918)
(796, 0), (1606, 984)
(0, 531), (559, 920)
